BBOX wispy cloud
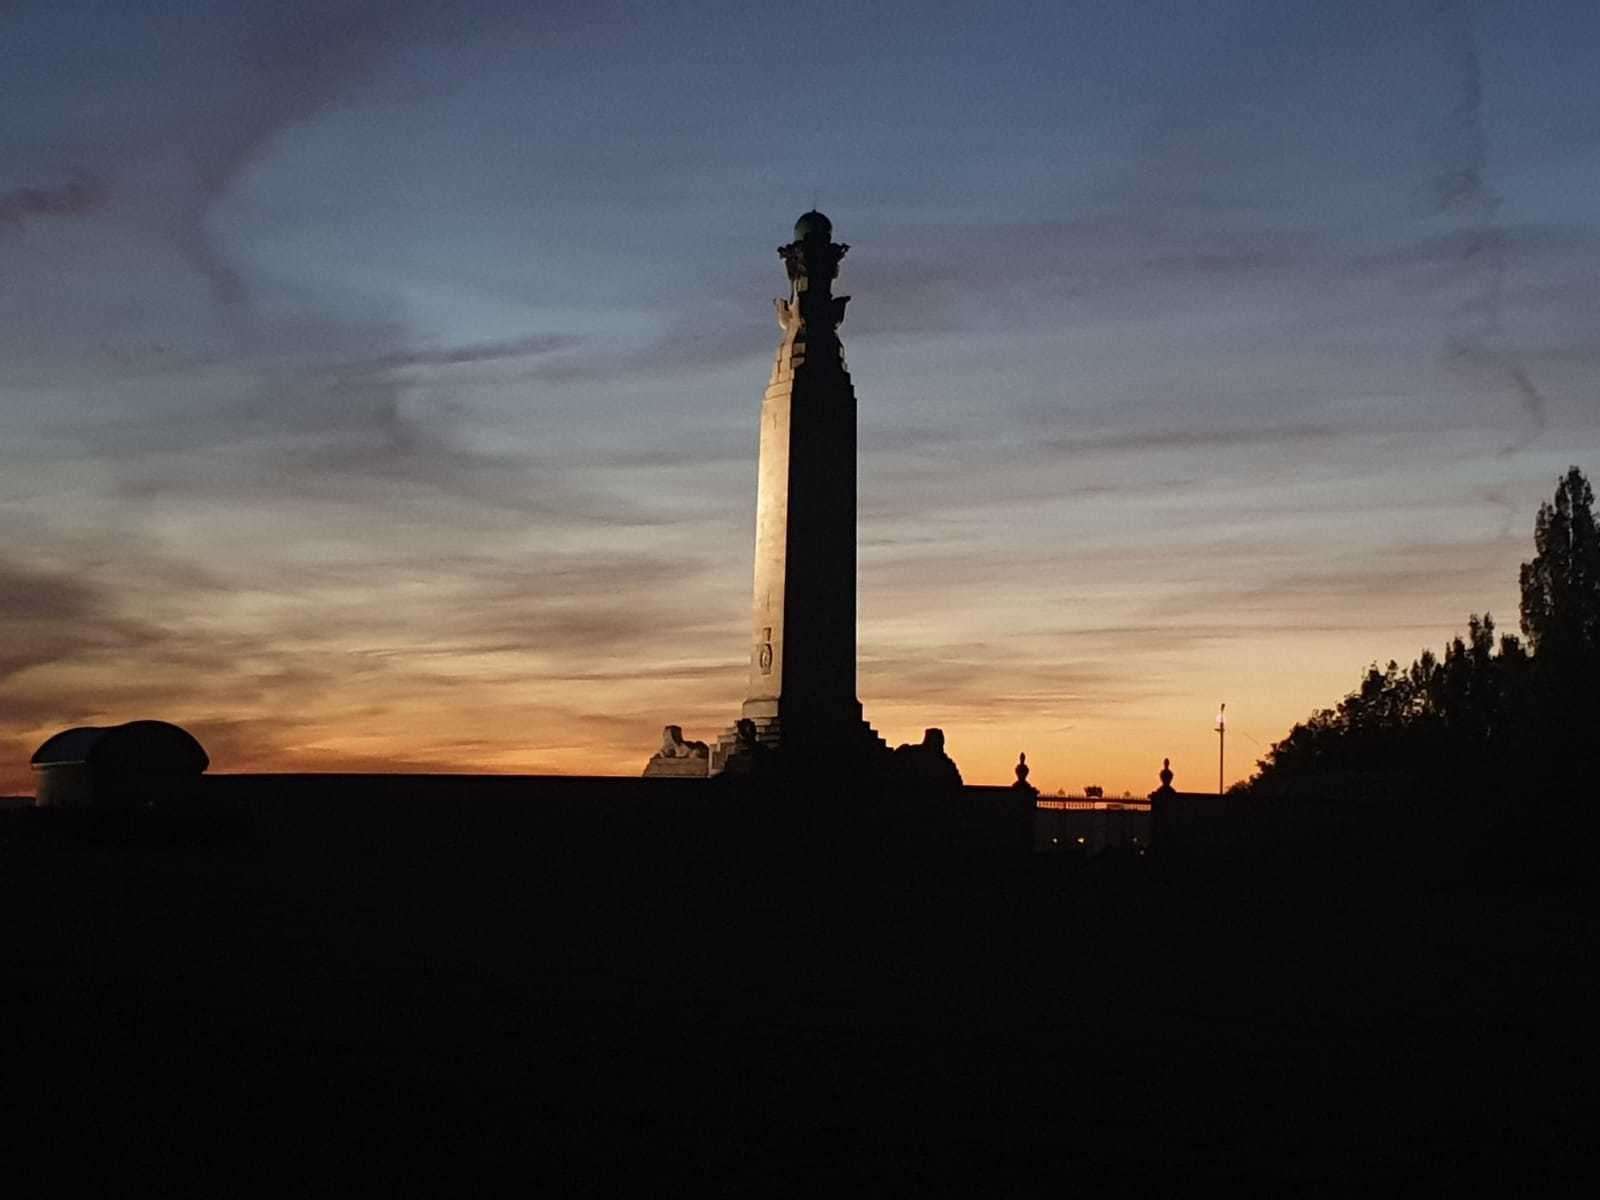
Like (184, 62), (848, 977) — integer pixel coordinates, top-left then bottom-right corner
(3, 0), (1596, 794)
(0, 541), (741, 790)
(1427, 0), (1551, 451)
(365, 333), (585, 371)
(0, 558), (145, 681)
(0, 176), (106, 231)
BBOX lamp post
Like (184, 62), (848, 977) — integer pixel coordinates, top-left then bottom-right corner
(1215, 703), (1226, 796)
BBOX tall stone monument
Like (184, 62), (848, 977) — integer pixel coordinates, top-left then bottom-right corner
(711, 212), (888, 774)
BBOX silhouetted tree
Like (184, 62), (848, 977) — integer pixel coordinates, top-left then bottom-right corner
(1250, 613), (1530, 810)
(1250, 469), (1598, 810)
(1241, 468), (1596, 879)
(1519, 467), (1600, 661)
(1254, 622), (1504, 787)
(1516, 466), (1600, 799)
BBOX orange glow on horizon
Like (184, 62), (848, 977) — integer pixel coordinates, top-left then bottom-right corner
(1, 599), (1520, 798)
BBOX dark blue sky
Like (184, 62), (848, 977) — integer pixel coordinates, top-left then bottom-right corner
(3, 0), (1597, 790)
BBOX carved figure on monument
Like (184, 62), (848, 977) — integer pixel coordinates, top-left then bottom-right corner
(892, 727), (964, 790)
(661, 726), (708, 759)
(719, 717), (772, 778)
(642, 724), (711, 778)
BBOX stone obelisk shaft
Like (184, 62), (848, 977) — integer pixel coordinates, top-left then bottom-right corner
(734, 214), (877, 758)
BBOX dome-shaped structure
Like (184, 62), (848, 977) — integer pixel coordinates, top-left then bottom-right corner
(794, 210), (832, 240)
(31, 720), (209, 808)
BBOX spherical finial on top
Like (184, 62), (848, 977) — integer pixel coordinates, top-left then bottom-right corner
(794, 210), (832, 241)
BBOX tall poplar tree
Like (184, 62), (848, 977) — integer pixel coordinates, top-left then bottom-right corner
(1519, 467), (1600, 663)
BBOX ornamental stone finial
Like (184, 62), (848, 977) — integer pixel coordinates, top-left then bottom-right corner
(794, 210), (832, 240)
(777, 211), (850, 331)
(1011, 750), (1038, 797)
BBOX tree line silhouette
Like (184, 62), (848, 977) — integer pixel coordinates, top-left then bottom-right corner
(1247, 467), (1600, 821)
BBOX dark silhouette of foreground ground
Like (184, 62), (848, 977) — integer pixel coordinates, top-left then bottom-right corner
(3, 784), (1590, 1190)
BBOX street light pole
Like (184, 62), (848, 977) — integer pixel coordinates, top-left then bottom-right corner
(1216, 702), (1226, 796)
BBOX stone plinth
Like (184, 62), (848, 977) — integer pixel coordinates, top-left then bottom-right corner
(709, 713), (888, 775)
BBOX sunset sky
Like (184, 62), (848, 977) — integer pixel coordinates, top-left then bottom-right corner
(4, 0), (1598, 795)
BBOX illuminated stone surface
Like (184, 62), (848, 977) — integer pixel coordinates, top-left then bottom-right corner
(711, 214), (888, 773)
(642, 725), (710, 778)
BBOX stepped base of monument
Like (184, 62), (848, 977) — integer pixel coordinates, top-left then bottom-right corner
(708, 714), (889, 776)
